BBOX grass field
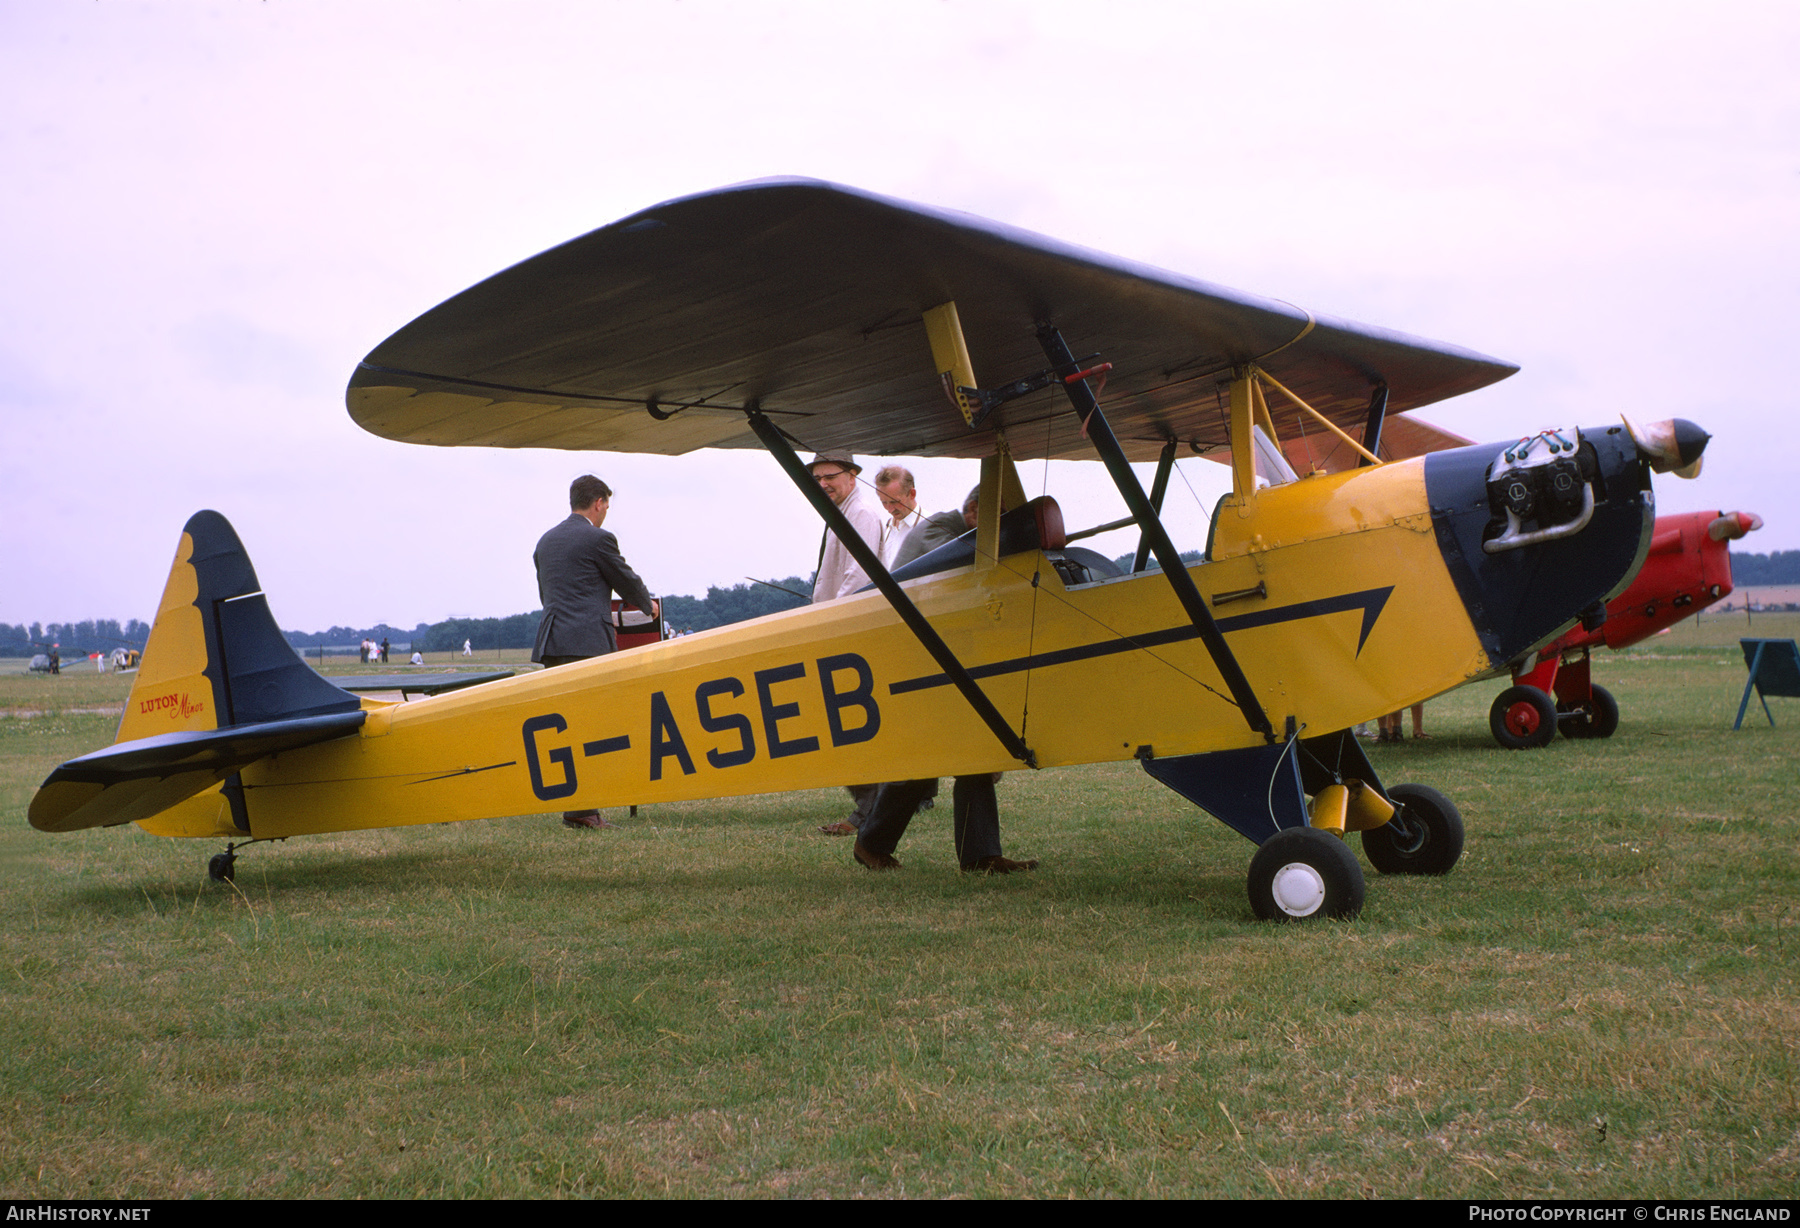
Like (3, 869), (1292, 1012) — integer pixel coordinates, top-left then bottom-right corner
(1, 618), (1797, 1198)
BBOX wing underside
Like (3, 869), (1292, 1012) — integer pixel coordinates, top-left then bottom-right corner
(348, 179), (1516, 464)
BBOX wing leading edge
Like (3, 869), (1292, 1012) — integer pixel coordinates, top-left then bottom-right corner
(348, 178), (1516, 463)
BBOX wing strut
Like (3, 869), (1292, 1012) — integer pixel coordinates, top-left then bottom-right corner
(1035, 324), (1277, 743)
(744, 408), (1037, 768)
(1359, 383), (1390, 466)
(1131, 438), (1179, 574)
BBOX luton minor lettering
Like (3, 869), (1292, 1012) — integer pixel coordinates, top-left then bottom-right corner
(520, 653), (881, 800)
(138, 691), (206, 720)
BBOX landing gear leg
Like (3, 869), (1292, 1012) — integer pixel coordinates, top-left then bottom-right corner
(1142, 735), (1379, 921)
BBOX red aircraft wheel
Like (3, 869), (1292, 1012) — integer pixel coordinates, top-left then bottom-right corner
(1490, 686), (1558, 750)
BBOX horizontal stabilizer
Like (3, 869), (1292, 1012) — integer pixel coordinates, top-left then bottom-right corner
(28, 711), (366, 833)
(334, 670), (514, 696)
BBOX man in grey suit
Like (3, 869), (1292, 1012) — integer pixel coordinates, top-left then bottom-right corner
(532, 474), (660, 830)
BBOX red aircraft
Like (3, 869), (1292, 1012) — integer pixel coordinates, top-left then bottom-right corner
(1488, 508), (1763, 748)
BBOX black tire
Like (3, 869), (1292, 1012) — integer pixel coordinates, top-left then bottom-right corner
(208, 853), (235, 883)
(1362, 783), (1464, 875)
(1490, 685), (1557, 749)
(1557, 684), (1620, 740)
(1247, 827), (1365, 921)
(1587, 685), (1619, 738)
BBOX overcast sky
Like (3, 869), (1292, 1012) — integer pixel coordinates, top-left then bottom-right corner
(5, 0), (1796, 632)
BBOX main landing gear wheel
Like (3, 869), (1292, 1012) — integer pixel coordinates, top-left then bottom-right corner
(1490, 685), (1558, 750)
(1362, 784), (1465, 876)
(1558, 684), (1620, 740)
(1247, 827), (1365, 922)
(208, 847), (237, 883)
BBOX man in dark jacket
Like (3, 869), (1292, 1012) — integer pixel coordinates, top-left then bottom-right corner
(532, 474), (659, 829)
(892, 485), (980, 569)
(852, 485), (1037, 875)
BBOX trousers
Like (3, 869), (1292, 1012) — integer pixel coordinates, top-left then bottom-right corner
(859, 776), (1001, 866)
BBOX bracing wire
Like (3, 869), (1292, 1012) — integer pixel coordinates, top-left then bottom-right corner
(1016, 417), (1058, 744)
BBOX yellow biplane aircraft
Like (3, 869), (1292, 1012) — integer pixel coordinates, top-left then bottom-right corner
(30, 180), (1711, 920)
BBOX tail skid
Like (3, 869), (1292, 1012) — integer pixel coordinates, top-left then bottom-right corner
(29, 512), (364, 833)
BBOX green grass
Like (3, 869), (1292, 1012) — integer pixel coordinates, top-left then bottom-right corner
(1, 631), (1797, 1197)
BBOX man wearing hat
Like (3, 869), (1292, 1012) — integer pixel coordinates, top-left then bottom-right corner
(807, 450), (888, 835)
(808, 451), (886, 602)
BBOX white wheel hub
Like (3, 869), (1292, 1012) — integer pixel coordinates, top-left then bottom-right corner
(1270, 861), (1326, 916)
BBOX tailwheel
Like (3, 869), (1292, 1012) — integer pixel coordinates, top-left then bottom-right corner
(1558, 684), (1619, 740)
(208, 846), (237, 883)
(1247, 827), (1364, 922)
(1490, 685), (1557, 750)
(1362, 784), (1464, 876)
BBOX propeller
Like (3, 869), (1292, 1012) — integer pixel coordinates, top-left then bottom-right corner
(1624, 416), (1710, 479)
(1707, 511), (1763, 542)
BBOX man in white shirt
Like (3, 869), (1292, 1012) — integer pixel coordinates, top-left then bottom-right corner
(808, 451), (885, 602)
(807, 450), (887, 835)
(874, 465), (922, 567)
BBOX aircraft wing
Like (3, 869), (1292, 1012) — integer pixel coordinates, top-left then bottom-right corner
(348, 179), (1517, 463)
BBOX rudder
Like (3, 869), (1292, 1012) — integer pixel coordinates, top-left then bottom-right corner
(118, 511), (360, 742)
(30, 512), (363, 834)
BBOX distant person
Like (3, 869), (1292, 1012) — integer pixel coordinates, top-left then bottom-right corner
(1379, 703), (1427, 742)
(380, 637), (390, 664)
(462, 639), (473, 657)
(410, 651), (424, 666)
(48, 645), (59, 675)
(533, 474), (660, 831)
(874, 464), (922, 566)
(807, 451), (888, 836)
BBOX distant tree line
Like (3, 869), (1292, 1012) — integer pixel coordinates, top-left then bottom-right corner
(14, 559), (1260, 660)
(412, 613), (542, 654)
(1729, 550), (1800, 586)
(24, 548), (1782, 661)
(1110, 550), (1204, 572)
(661, 578), (810, 632)
(51, 540), (1776, 660)
(271, 576), (814, 654)
(0, 619), (151, 658)
(282, 622), (434, 652)
(4, 578), (813, 662)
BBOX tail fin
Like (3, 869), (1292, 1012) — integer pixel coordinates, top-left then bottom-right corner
(30, 512), (363, 833)
(117, 510), (360, 739)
